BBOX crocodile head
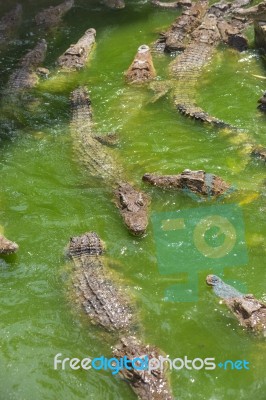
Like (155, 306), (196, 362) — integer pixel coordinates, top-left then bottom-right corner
(68, 232), (104, 257)
(207, 275), (266, 333)
(113, 336), (173, 399)
(0, 234), (19, 255)
(125, 44), (156, 84)
(206, 274), (243, 299)
(115, 183), (150, 236)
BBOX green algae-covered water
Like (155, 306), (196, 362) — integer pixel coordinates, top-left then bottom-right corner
(0, 1), (266, 399)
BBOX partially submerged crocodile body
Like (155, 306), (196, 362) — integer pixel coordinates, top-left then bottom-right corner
(113, 336), (173, 400)
(206, 275), (266, 335)
(0, 234), (18, 255)
(143, 169), (231, 197)
(125, 45), (156, 84)
(169, 10), (247, 126)
(35, 0), (74, 30)
(68, 232), (133, 331)
(0, 4), (22, 47)
(6, 39), (47, 93)
(68, 232), (173, 399)
(153, 0), (251, 126)
(57, 28), (96, 71)
(70, 87), (149, 235)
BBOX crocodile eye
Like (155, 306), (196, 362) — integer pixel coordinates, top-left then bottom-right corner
(207, 274), (219, 286)
(212, 276), (220, 284)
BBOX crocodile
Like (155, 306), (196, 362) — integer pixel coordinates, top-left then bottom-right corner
(67, 231), (173, 399)
(142, 169), (231, 197)
(113, 336), (173, 400)
(67, 231), (133, 331)
(0, 4), (22, 47)
(57, 28), (96, 71)
(35, 0), (74, 30)
(152, 0), (251, 126)
(6, 39), (47, 93)
(154, 0), (208, 52)
(70, 87), (149, 235)
(0, 234), (18, 255)
(125, 45), (156, 84)
(154, 0), (249, 53)
(169, 12), (240, 126)
(151, 2), (264, 163)
(206, 275), (266, 335)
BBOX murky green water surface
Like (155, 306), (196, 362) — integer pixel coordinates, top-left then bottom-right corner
(0, 1), (265, 399)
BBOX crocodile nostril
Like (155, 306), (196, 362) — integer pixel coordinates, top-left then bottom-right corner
(138, 44), (150, 53)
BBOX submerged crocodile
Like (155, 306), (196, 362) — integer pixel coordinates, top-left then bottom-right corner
(206, 275), (266, 335)
(57, 28), (96, 71)
(67, 232), (173, 399)
(113, 336), (173, 400)
(125, 45), (156, 84)
(143, 169), (231, 197)
(70, 87), (149, 235)
(0, 233), (18, 255)
(152, 0), (251, 126)
(6, 39), (47, 93)
(0, 4), (22, 47)
(35, 0), (74, 30)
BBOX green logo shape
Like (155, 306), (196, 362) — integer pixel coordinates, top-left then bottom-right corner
(152, 204), (248, 302)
